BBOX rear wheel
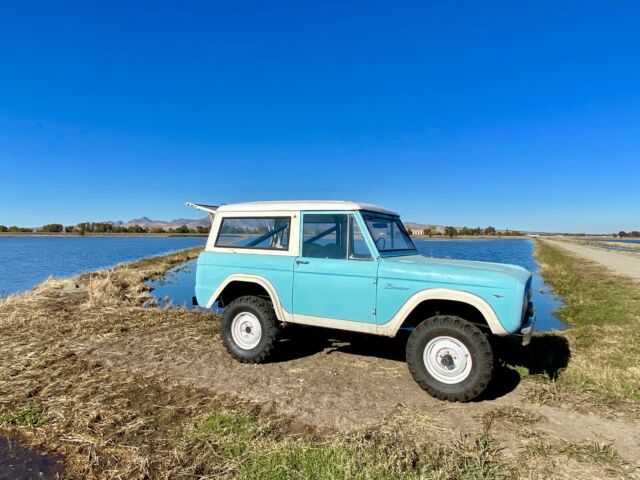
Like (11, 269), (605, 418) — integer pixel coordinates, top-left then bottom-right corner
(221, 295), (279, 363)
(406, 315), (493, 402)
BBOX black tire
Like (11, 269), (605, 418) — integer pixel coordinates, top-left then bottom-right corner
(406, 315), (493, 402)
(221, 295), (279, 363)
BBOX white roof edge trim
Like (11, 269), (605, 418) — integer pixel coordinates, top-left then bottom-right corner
(186, 202), (219, 215)
(212, 201), (399, 216)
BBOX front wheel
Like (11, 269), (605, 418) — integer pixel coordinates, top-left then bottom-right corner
(406, 315), (493, 402)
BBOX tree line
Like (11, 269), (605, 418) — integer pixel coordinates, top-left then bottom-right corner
(73, 222), (208, 234)
(2, 223), (637, 237)
(0, 223), (209, 234)
(410, 226), (524, 237)
(0, 225), (33, 233)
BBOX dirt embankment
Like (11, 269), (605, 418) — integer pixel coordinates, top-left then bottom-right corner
(1, 247), (639, 478)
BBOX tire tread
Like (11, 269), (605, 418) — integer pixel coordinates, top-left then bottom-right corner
(221, 295), (279, 364)
(406, 315), (493, 402)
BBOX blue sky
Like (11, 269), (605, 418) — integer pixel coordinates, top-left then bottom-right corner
(1, 1), (638, 233)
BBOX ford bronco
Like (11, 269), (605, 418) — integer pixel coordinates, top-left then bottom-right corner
(187, 201), (535, 402)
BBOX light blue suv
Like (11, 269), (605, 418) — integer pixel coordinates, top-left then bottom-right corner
(188, 201), (535, 402)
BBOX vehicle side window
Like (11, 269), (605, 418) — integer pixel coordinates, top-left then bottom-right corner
(349, 215), (372, 260)
(302, 214), (347, 259)
(216, 217), (290, 250)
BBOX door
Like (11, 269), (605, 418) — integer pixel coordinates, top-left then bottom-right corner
(292, 213), (378, 323)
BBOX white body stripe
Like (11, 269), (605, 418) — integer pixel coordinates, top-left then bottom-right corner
(207, 276), (506, 336)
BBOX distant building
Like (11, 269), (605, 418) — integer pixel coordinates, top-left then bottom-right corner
(406, 225), (444, 236)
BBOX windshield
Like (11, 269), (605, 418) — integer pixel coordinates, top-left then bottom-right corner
(363, 213), (416, 253)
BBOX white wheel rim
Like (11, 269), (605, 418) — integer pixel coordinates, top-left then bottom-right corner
(423, 336), (472, 384)
(231, 312), (262, 350)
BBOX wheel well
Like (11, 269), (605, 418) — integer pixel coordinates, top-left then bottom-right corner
(399, 299), (490, 332)
(217, 281), (272, 308)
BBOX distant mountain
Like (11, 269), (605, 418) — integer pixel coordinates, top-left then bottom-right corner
(108, 216), (211, 229)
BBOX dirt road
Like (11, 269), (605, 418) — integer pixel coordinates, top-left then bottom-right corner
(543, 239), (640, 280)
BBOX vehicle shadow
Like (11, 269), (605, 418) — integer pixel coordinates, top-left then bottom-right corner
(270, 325), (406, 363)
(492, 334), (572, 380)
(271, 325), (572, 402)
(475, 333), (572, 401)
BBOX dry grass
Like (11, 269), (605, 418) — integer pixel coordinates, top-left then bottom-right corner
(485, 406), (542, 426)
(532, 240), (640, 414)
(519, 436), (633, 479)
(522, 437), (627, 469)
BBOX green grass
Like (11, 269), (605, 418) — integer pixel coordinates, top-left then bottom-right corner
(532, 240), (640, 411)
(188, 410), (514, 480)
(0, 405), (47, 427)
(521, 438), (624, 470)
(562, 441), (621, 467)
(486, 406), (542, 426)
(537, 241), (640, 329)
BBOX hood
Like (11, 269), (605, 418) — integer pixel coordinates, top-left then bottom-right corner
(380, 254), (531, 290)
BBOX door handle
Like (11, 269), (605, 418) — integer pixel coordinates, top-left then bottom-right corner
(296, 259), (309, 265)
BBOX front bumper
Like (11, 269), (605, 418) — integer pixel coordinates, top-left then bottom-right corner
(520, 301), (536, 346)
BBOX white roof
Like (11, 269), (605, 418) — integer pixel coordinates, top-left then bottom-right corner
(210, 200), (398, 215)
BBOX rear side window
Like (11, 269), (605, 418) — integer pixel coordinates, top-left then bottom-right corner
(215, 217), (290, 250)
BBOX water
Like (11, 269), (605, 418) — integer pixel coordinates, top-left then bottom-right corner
(149, 238), (564, 331)
(150, 259), (200, 309)
(581, 238), (640, 253)
(593, 244), (640, 253)
(594, 238), (640, 244)
(0, 435), (64, 479)
(0, 236), (206, 296)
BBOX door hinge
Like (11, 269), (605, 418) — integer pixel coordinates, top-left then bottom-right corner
(371, 307), (377, 316)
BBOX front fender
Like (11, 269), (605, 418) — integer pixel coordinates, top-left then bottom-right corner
(377, 288), (507, 336)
